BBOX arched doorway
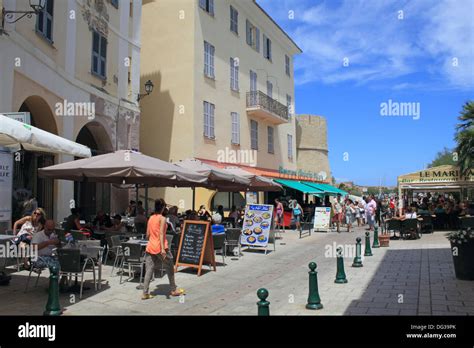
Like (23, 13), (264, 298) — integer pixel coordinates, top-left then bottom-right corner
(12, 96), (56, 222)
(210, 192), (246, 212)
(74, 122), (114, 219)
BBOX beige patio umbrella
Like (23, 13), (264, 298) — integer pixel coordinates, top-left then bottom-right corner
(38, 150), (208, 187)
(222, 166), (283, 192)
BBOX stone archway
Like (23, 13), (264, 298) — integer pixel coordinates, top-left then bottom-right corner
(74, 121), (114, 219)
(12, 96), (57, 221)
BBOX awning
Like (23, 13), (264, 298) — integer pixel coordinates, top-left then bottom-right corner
(274, 179), (324, 194)
(303, 182), (348, 196)
(0, 114), (91, 158)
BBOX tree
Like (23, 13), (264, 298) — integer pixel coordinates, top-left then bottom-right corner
(454, 101), (474, 174)
(428, 147), (456, 168)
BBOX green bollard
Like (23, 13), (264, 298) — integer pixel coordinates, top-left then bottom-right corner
(306, 262), (323, 310)
(335, 247), (348, 283)
(364, 232), (373, 256)
(44, 265), (62, 316)
(257, 288), (270, 316)
(372, 226), (380, 248)
(352, 238), (363, 267)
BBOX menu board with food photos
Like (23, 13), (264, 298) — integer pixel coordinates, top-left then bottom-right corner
(240, 204), (274, 247)
(175, 220), (216, 276)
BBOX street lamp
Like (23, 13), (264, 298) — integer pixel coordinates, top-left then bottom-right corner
(137, 80), (154, 102)
(1, 0), (46, 36)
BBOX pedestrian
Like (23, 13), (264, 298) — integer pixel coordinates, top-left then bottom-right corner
(332, 194), (343, 232)
(289, 199), (303, 233)
(344, 199), (356, 232)
(274, 198), (284, 232)
(142, 198), (183, 300)
(365, 195), (377, 231)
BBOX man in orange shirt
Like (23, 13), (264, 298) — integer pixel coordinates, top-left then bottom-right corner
(142, 198), (182, 300)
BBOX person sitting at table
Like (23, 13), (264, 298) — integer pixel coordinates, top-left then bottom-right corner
(134, 204), (148, 234)
(31, 219), (61, 270)
(166, 206), (180, 233)
(211, 213), (225, 235)
(93, 210), (112, 228)
(126, 200), (137, 217)
(13, 209), (46, 269)
(417, 204), (430, 216)
(197, 205), (211, 221)
(228, 205), (239, 227)
(104, 215), (126, 234)
(64, 208), (82, 232)
(217, 205), (225, 219)
(434, 204), (446, 214)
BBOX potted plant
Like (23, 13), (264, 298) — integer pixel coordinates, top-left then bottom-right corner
(447, 225), (474, 280)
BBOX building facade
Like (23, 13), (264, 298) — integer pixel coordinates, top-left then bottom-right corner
(0, 0), (142, 226)
(140, 0), (302, 210)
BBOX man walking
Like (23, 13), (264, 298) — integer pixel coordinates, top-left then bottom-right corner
(332, 194), (343, 233)
(365, 195), (377, 231)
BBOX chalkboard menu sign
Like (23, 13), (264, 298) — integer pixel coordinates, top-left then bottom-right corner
(175, 220), (216, 276)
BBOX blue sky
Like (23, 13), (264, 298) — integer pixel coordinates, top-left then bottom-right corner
(257, 0), (474, 186)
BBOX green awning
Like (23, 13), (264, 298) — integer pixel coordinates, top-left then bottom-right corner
(274, 179), (325, 194)
(302, 182), (348, 196)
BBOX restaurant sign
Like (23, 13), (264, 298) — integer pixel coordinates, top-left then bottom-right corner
(279, 166), (327, 181)
(3, 112), (31, 124)
(398, 166), (474, 184)
(0, 150), (13, 222)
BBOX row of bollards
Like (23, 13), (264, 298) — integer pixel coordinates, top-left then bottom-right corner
(257, 226), (381, 315)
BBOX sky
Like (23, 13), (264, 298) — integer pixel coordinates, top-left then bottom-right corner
(257, 0), (474, 186)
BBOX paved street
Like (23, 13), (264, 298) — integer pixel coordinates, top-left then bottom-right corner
(1, 226), (473, 316)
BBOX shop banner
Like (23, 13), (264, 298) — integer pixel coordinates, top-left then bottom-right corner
(313, 206), (331, 231)
(0, 151), (13, 222)
(240, 204), (274, 247)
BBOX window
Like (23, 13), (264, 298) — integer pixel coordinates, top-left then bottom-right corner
(263, 34), (272, 61)
(92, 31), (107, 79)
(231, 112), (240, 145)
(246, 20), (260, 52)
(267, 126), (274, 154)
(287, 134), (293, 160)
(250, 120), (258, 150)
(287, 94), (292, 116)
(230, 6), (238, 34)
(230, 57), (239, 91)
(204, 101), (215, 138)
(285, 55), (291, 76)
(111, 0), (119, 8)
(250, 70), (257, 92)
(36, 0), (54, 41)
(204, 41), (215, 78)
(267, 81), (273, 98)
(199, 0), (214, 16)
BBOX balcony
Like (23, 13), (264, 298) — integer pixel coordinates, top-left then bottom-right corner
(246, 91), (290, 125)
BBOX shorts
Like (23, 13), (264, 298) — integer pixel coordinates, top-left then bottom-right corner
(332, 213), (343, 223)
(293, 214), (301, 223)
(367, 214), (375, 226)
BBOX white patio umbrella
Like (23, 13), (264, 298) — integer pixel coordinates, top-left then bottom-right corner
(0, 114), (91, 158)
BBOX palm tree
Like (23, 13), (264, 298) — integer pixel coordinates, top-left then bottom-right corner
(454, 101), (474, 175)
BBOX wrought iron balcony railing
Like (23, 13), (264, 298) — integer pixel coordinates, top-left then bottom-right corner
(246, 91), (289, 122)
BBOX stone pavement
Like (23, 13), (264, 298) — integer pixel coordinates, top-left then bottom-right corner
(1, 226), (473, 315)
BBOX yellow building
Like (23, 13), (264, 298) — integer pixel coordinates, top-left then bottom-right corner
(0, 0), (143, 225)
(140, 0), (302, 211)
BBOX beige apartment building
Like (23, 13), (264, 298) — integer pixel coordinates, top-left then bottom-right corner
(140, 0), (304, 210)
(0, 0), (142, 226)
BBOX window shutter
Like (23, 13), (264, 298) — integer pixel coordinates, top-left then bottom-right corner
(199, 0), (206, 10)
(209, 0), (214, 16)
(246, 20), (251, 45)
(268, 39), (272, 60)
(263, 34), (267, 58)
(210, 44), (215, 77)
(256, 27), (260, 52)
(210, 103), (215, 138)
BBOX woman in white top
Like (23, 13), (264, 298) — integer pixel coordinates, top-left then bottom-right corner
(12, 208), (46, 268)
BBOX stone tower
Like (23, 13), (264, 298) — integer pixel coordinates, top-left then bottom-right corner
(295, 114), (331, 182)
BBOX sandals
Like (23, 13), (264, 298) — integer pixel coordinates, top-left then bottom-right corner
(141, 293), (155, 300)
(170, 288), (185, 297)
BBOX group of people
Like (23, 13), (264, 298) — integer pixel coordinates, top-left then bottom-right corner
(331, 194), (378, 233)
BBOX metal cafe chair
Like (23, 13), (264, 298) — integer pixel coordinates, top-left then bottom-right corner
(57, 248), (96, 299)
(265, 230), (277, 255)
(119, 242), (146, 286)
(401, 219), (421, 239)
(224, 228), (242, 258)
(106, 235), (125, 276)
(385, 219), (401, 239)
(24, 263), (46, 292)
(212, 233), (226, 266)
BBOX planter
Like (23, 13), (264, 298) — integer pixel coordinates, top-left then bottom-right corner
(450, 239), (474, 280)
(379, 233), (390, 247)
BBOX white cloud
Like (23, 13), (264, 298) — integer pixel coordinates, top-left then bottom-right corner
(258, 0), (474, 91)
